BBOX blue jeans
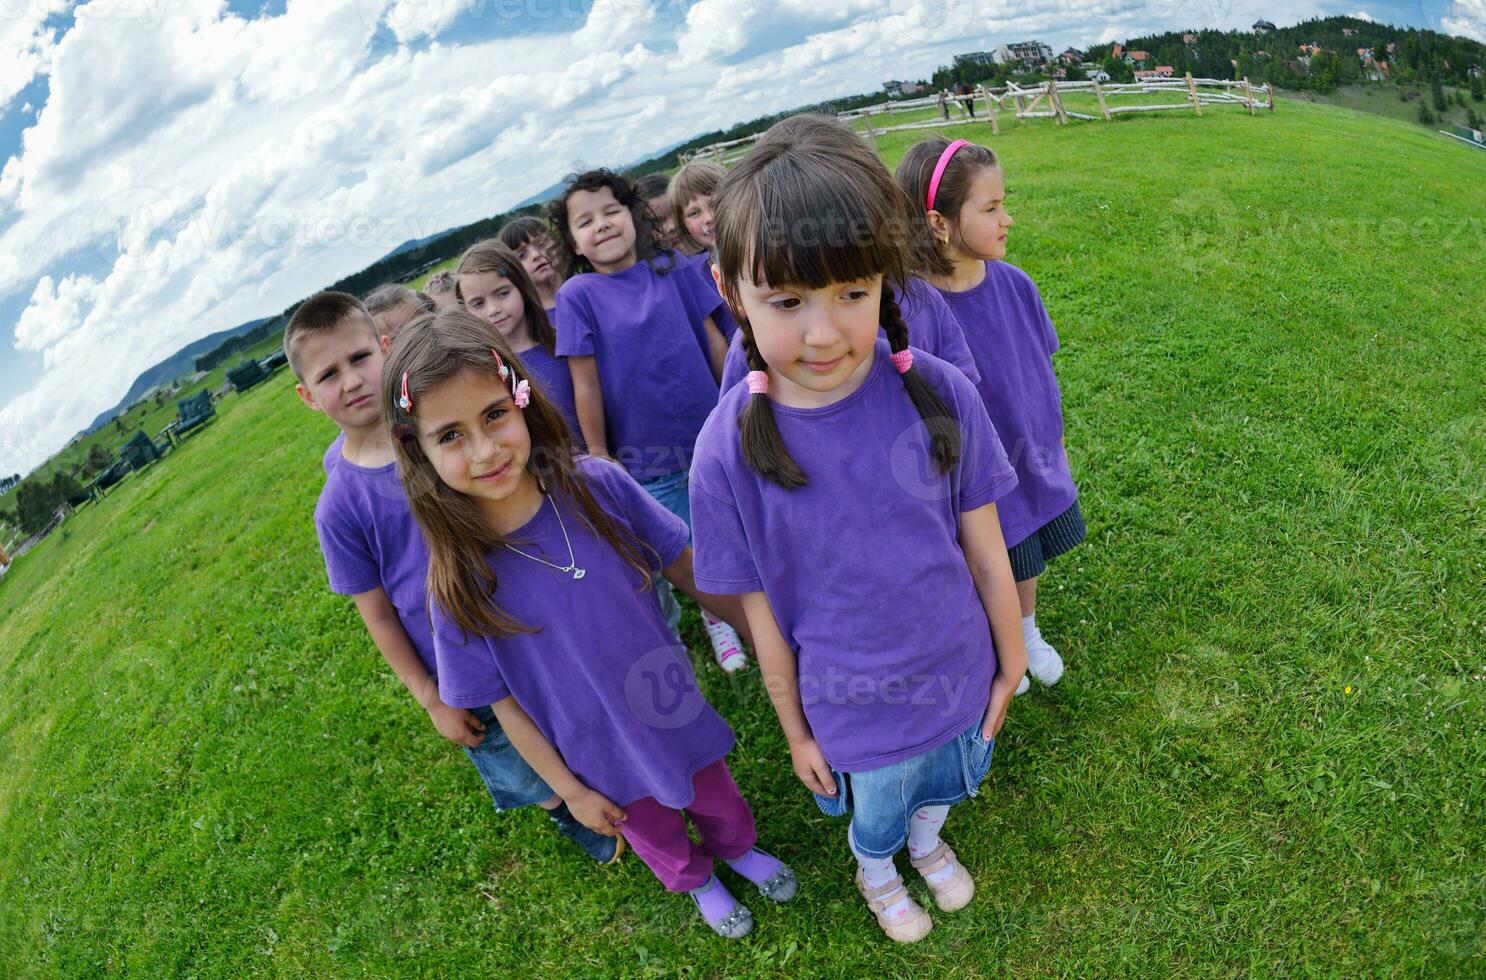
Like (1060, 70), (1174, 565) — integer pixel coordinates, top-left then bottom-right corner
(463, 704), (555, 811)
(812, 720), (996, 859)
(638, 468), (692, 633)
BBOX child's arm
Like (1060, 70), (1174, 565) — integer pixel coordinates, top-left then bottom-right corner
(662, 545), (752, 645)
(740, 590), (837, 799)
(567, 355), (608, 457)
(700, 315), (728, 382)
(958, 503), (1029, 740)
(352, 587), (486, 748)
(492, 696), (627, 835)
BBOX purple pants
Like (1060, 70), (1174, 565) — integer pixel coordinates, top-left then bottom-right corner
(619, 759), (757, 892)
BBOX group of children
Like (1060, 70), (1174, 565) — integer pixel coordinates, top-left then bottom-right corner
(290, 113), (1082, 943)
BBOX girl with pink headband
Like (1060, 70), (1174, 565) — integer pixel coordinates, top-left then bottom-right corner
(689, 121), (1029, 943)
(897, 136), (1085, 697)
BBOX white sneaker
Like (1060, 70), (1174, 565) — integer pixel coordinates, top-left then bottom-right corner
(704, 614), (748, 673)
(1014, 674), (1030, 696)
(1025, 634), (1065, 687)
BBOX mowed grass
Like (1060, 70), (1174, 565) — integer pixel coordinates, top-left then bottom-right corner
(2, 99), (1484, 975)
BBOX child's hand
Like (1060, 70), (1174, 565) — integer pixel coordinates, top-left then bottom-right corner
(566, 788), (627, 836)
(789, 738), (836, 797)
(982, 672), (1021, 741)
(428, 702), (486, 748)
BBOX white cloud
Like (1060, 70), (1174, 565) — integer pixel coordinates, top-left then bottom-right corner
(1347, 10), (1375, 21)
(1442, 0), (1486, 41)
(14, 274), (100, 352)
(0, 0), (70, 110)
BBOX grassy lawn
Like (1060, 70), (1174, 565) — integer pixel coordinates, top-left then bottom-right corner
(2, 98), (1484, 974)
(1287, 81), (1481, 129)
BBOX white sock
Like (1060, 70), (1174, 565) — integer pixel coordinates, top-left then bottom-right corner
(851, 834), (912, 920)
(1021, 612), (1039, 641)
(907, 805), (956, 885)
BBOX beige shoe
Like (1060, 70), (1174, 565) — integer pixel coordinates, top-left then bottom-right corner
(909, 842), (975, 912)
(855, 867), (933, 943)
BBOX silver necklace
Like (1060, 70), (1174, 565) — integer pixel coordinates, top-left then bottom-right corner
(503, 496), (586, 580)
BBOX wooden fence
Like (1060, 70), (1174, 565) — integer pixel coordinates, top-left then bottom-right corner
(680, 75), (1274, 165)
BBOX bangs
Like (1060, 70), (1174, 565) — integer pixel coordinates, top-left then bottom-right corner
(719, 145), (907, 292)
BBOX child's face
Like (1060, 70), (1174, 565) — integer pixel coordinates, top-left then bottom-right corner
(459, 270), (528, 343)
(728, 268), (882, 402)
(373, 302), (421, 349)
(566, 185), (637, 274)
(515, 236), (559, 288)
(648, 195), (680, 249)
(951, 167), (1013, 261)
(414, 366), (532, 507)
(294, 317), (385, 430)
(682, 193), (715, 247)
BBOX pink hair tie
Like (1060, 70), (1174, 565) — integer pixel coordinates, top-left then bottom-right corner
(926, 138), (970, 212)
(745, 370), (769, 394)
(890, 349), (914, 374)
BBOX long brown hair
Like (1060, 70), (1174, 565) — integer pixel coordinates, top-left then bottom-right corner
(668, 160), (726, 255)
(712, 122), (961, 490)
(453, 239), (558, 354)
(894, 136), (1001, 277)
(382, 309), (654, 639)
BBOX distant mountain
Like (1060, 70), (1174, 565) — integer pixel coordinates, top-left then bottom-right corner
(513, 178), (568, 209)
(85, 317), (273, 434)
(374, 226), (461, 265)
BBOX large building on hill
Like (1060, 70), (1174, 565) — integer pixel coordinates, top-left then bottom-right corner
(1253, 19), (1277, 33)
(993, 41), (1054, 68)
(953, 51), (997, 68)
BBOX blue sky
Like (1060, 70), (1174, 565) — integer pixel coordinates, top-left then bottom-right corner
(0, 0), (1478, 477)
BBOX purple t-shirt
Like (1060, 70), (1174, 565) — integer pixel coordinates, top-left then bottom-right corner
(314, 445), (436, 678)
(322, 431), (345, 474)
(685, 252), (737, 339)
(718, 278), (981, 395)
(431, 456), (734, 808)
(519, 343), (585, 452)
(690, 339), (1019, 772)
(934, 261), (1076, 548)
(555, 255), (723, 479)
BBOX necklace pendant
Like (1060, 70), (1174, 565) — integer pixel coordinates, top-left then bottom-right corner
(572, 567), (586, 580)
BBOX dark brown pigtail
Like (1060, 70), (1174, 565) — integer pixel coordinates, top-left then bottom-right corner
(880, 289), (960, 476)
(737, 327), (807, 490)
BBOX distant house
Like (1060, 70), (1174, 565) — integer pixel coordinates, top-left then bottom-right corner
(993, 40), (1054, 68)
(1124, 49), (1151, 67)
(1134, 67), (1175, 80)
(1059, 47), (1085, 64)
(1342, 27), (1356, 36)
(1183, 32), (1199, 45)
(1253, 19), (1277, 33)
(882, 80), (926, 98)
(1298, 43), (1323, 56)
(1086, 67), (1111, 82)
(1051, 67), (1068, 80)
(953, 51), (997, 69)
(1110, 43), (1123, 60)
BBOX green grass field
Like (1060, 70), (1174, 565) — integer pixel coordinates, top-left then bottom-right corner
(2, 99), (1484, 975)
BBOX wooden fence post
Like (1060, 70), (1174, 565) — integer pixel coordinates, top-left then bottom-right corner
(980, 85), (999, 134)
(1242, 76), (1255, 114)
(1048, 79), (1070, 124)
(1013, 84), (1026, 124)
(712, 145), (724, 166)
(862, 109), (879, 151)
(1186, 72), (1202, 116)
(1094, 78), (1112, 121)
(1267, 82), (1276, 112)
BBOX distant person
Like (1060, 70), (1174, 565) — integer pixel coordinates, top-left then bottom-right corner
(285, 291), (621, 866)
(546, 168), (747, 672)
(897, 136), (1084, 695)
(715, 115), (980, 396)
(690, 123), (1027, 944)
(634, 172), (681, 251)
(454, 239), (583, 449)
(497, 216), (565, 318)
(668, 161), (725, 255)
(382, 310), (793, 939)
(937, 89), (950, 119)
(954, 82), (976, 116)
(425, 270), (459, 310)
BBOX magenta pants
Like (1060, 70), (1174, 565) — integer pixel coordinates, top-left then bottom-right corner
(619, 759), (757, 892)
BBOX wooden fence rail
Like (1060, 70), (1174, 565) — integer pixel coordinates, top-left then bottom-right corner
(680, 75), (1273, 165)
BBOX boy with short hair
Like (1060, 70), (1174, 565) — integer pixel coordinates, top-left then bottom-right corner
(288, 291), (621, 864)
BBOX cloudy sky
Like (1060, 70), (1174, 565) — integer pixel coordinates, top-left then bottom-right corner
(0, 0), (1480, 476)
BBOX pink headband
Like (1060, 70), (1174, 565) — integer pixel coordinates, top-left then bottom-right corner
(926, 139), (970, 212)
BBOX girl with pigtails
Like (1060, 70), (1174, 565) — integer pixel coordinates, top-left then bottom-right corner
(688, 124), (1029, 943)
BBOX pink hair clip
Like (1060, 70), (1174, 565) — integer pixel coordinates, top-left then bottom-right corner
(745, 370), (769, 395)
(513, 379), (531, 408)
(491, 348), (510, 381)
(397, 372), (413, 411)
(926, 138), (970, 212)
(890, 349), (914, 374)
